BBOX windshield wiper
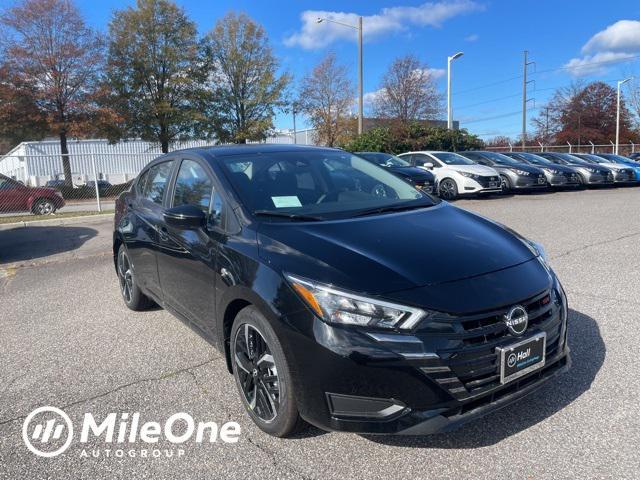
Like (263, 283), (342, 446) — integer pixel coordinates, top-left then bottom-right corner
(353, 202), (434, 217)
(253, 210), (324, 221)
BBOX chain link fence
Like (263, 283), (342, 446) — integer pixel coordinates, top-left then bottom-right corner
(485, 142), (639, 156)
(0, 152), (161, 222)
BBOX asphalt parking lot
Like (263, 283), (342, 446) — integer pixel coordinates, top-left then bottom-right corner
(1, 187), (639, 479)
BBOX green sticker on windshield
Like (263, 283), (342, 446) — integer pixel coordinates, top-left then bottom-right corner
(272, 196), (302, 208)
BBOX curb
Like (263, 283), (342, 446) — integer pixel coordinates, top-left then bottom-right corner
(0, 213), (114, 231)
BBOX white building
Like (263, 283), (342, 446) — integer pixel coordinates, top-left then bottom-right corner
(0, 131), (316, 186)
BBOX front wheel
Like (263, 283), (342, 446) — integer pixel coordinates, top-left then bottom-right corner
(500, 175), (511, 193)
(438, 178), (458, 200)
(231, 306), (304, 437)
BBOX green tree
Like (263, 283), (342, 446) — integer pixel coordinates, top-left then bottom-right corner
(204, 12), (290, 144)
(342, 124), (483, 153)
(1, 0), (104, 184)
(103, 0), (209, 153)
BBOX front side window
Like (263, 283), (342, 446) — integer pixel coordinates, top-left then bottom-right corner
(173, 160), (213, 212)
(219, 150), (435, 219)
(143, 161), (174, 205)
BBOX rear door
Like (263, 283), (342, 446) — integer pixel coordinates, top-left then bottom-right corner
(128, 159), (176, 300)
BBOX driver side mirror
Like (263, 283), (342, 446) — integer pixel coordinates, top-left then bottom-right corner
(164, 204), (206, 229)
(423, 162), (435, 170)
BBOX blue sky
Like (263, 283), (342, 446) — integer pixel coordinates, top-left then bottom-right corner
(76, 0), (640, 138)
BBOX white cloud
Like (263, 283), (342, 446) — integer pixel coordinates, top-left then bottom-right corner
(565, 20), (640, 77)
(284, 0), (484, 50)
(464, 33), (479, 42)
(423, 67), (446, 79)
(582, 20), (640, 54)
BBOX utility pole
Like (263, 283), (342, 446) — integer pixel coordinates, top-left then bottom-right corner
(358, 16), (363, 135)
(292, 103), (297, 144)
(522, 51), (535, 149)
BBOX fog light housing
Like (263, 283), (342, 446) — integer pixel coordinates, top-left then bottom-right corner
(326, 393), (407, 419)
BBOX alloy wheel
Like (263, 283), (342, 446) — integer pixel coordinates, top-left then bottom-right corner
(439, 179), (456, 199)
(36, 200), (54, 215)
(118, 250), (134, 304)
(234, 324), (280, 423)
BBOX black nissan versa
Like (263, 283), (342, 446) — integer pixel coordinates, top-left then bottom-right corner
(113, 145), (571, 437)
(355, 152), (436, 193)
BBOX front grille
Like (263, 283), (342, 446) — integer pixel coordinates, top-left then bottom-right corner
(476, 176), (500, 187)
(417, 289), (565, 401)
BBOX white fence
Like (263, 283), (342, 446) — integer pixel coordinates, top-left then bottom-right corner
(486, 142), (638, 155)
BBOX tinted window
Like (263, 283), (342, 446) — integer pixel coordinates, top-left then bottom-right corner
(358, 153), (411, 167)
(143, 161), (174, 205)
(173, 160), (213, 212)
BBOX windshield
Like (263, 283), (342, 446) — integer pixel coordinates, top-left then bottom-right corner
(478, 151), (522, 166)
(597, 153), (630, 164)
(431, 152), (476, 165)
(219, 150), (436, 220)
(551, 153), (590, 165)
(357, 152), (411, 167)
(513, 152), (553, 166)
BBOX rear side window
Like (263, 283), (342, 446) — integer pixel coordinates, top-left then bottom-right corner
(173, 159), (213, 212)
(143, 161), (174, 205)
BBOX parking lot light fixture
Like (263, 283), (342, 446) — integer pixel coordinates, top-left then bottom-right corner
(616, 77), (632, 154)
(447, 52), (464, 130)
(317, 16), (364, 135)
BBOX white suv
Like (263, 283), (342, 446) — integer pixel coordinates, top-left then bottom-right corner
(398, 151), (502, 199)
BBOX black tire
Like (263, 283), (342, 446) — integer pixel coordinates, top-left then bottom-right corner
(231, 306), (305, 437)
(438, 178), (458, 200)
(117, 245), (154, 311)
(500, 175), (511, 193)
(32, 198), (56, 215)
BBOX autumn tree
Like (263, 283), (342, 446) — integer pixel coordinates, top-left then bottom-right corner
(373, 55), (443, 124)
(0, 0), (104, 184)
(103, 0), (209, 153)
(298, 53), (356, 147)
(533, 81), (638, 145)
(204, 12), (290, 144)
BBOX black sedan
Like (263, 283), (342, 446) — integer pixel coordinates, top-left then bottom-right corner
(356, 152), (435, 194)
(113, 144), (570, 437)
(459, 151), (547, 192)
(537, 152), (614, 186)
(502, 152), (581, 188)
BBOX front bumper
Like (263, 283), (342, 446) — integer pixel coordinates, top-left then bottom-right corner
(547, 172), (580, 187)
(460, 175), (502, 194)
(612, 170), (636, 184)
(513, 174), (548, 189)
(585, 172), (614, 184)
(280, 265), (570, 435)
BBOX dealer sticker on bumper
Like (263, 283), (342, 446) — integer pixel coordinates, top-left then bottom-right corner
(497, 332), (546, 384)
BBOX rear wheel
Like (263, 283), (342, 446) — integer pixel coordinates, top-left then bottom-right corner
(32, 198), (56, 215)
(438, 178), (458, 200)
(117, 245), (154, 311)
(231, 306), (304, 437)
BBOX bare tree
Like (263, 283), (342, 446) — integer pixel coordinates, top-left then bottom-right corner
(298, 53), (355, 147)
(373, 55), (443, 124)
(1, 0), (104, 185)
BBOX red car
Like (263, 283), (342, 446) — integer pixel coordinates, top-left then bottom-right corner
(0, 173), (65, 215)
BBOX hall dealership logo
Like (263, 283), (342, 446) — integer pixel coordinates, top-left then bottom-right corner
(22, 406), (241, 458)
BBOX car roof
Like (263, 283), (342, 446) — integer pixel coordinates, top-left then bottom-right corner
(165, 143), (342, 158)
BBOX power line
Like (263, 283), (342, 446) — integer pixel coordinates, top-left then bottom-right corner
(462, 107), (540, 125)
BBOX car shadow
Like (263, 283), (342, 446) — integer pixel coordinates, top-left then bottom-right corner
(360, 308), (603, 448)
(0, 225), (98, 265)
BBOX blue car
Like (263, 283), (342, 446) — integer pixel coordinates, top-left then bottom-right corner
(593, 153), (640, 183)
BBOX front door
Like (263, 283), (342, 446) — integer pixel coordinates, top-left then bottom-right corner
(156, 158), (217, 335)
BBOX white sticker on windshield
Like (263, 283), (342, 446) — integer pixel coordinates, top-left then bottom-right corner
(271, 196), (302, 208)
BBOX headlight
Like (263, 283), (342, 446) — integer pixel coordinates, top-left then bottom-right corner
(286, 274), (426, 330)
(544, 168), (559, 174)
(513, 169), (530, 176)
(459, 172), (479, 179)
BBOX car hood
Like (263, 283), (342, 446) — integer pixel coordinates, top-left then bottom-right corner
(496, 163), (543, 174)
(447, 164), (499, 176)
(539, 164), (575, 174)
(388, 166), (434, 180)
(257, 203), (535, 295)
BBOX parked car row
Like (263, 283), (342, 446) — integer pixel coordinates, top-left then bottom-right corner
(357, 150), (639, 200)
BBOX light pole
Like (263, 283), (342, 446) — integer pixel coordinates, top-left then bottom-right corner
(616, 77), (632, 154)
(447, 52), (464, 130)
(317, 16), (364, 135)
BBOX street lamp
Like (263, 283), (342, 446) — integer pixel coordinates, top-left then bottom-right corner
(317, 16), (363, 135)
(616, 77), (633, 154)
(447, 52), (464, 130)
